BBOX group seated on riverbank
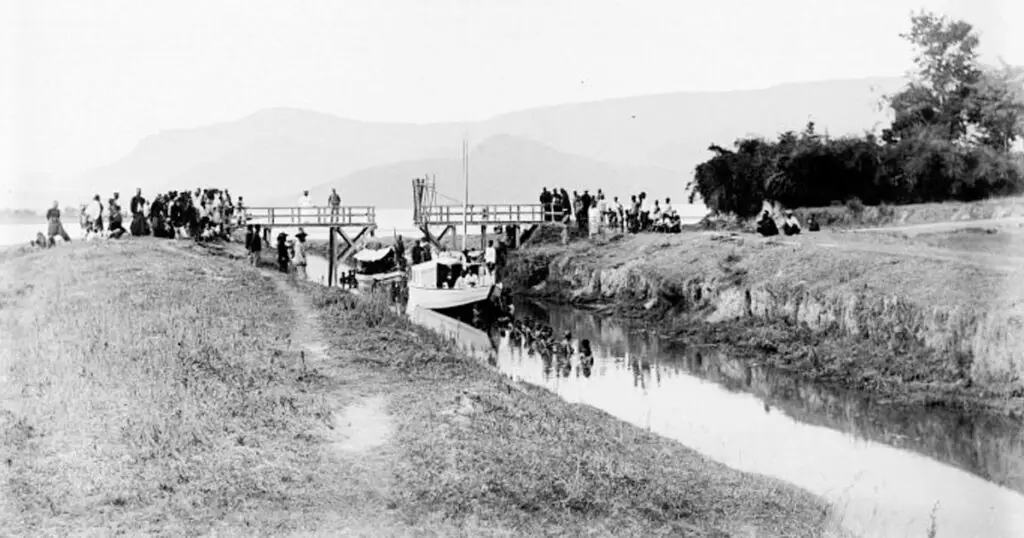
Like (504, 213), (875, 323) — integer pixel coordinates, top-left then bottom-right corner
(72, 187), (242, 243)
(755, 205), (820, 237)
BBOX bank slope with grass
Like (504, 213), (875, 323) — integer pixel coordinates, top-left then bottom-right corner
(505, 225), (1024, 417)
(1, 239), (837, 537)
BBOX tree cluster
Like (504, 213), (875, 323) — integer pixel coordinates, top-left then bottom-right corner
(688, 11), (1024, 218)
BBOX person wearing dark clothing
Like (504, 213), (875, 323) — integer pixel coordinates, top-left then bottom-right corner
(45, 202), (71, 246)
(251, 225), (263, 266)
(108, 195), (127, 237)
(559, 188), (571, 223)
(130, 189), (149, 236)
(411, 241), (423, 265)
(276, 232), (290, 273)
(756, 211), (779, 237)
(539, 188), (552, 222)
(495, 240), (508, 280)
(149, 195), (168, 238)
(807, 215), (821, 232)
(245, 225), (255, 257)
(394, 235), (406, 269)
(130, 188), (145, 216)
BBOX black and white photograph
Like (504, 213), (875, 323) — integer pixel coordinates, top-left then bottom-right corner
(2, 1), (1023, 536)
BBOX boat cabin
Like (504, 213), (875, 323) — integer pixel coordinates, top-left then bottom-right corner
(409, 255), (492, 290)
(352, 246), (397, 275)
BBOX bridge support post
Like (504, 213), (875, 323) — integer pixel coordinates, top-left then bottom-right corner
(480, 224), (487, 251)
(328, 227), (337, 287)
(334, 225), (374, 268)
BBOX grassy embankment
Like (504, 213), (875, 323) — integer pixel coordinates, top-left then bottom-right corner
(1, 239), (837, 536)
(505, 211), (1024, 418)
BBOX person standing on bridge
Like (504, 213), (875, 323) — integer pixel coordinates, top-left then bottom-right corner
(297, 190), (313, 224)
(327, 188), (341, 223)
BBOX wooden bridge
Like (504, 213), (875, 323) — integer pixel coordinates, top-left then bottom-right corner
(245, 206), (376, 287)
(411, 178), (548, 249)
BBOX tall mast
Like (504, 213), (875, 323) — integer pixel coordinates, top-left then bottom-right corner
(462, 136), (468, 252)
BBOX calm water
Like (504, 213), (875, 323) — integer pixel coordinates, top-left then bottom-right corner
(489, 302), (1024, 538)
(306, 250), (1024, 538)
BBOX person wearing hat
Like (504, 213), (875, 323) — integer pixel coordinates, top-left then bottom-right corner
(276, 232), (291, 273)
(292, 228), (308, 279)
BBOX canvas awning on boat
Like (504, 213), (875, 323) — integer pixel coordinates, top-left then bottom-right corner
(353, 246), (393, 263)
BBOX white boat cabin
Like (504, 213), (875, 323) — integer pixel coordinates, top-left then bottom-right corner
(409, 254), (495, 290)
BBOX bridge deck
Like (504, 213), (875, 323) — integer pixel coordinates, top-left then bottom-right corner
(415, 204), (548, 227)
(245, 206), (376, 228)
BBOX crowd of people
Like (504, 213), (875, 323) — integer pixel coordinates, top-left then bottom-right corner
(32, 187), (245, 248)
(538, 187), (683, 237)
(71, 187), (244, 242)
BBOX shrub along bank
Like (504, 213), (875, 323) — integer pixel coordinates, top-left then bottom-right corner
(504, 227), (1024, 418)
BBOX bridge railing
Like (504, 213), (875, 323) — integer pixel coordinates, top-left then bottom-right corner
(416, 204), (547, 226)
(244, 206), (377, 227)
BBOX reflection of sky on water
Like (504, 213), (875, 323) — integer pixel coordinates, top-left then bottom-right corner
(484, 304), (1024, 538)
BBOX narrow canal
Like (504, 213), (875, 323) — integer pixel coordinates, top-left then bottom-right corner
(306, 255), (1024, 538)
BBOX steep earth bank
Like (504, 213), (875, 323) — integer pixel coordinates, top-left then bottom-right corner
(505, 226), (1024, 417)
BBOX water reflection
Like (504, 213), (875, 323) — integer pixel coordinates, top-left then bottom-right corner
(491, 300), (1024, 538)
(305, 259), (1024, 537)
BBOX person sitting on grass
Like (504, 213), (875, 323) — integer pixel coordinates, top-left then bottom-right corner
(756, 210), (779, 237)
(45, 201), (72, 247)
(807, 214), (821, 232)
(108, 194), (128, 239)
(782, 210), (802, 236)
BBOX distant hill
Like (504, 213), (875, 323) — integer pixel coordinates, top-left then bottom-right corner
(68, 76), (904, 209)
(273, 135), (700, 212)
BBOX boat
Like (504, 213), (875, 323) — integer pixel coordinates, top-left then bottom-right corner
(352, 245), (405, 292)
(405, 252), (496, 315)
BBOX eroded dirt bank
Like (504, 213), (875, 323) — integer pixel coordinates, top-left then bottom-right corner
(504, 225), (1024, 417)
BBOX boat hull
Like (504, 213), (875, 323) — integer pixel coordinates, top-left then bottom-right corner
(408, 306), (496, 353)
(405, 284), (494, 315)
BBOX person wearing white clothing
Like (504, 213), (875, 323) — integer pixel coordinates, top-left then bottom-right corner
(484, 240), (497, 274)
(297, 190), (313, 223)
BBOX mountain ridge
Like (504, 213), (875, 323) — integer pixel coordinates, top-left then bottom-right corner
(35, 75), (908, 210)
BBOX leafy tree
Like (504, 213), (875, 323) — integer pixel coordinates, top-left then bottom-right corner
(968, 63), (1024, 151)
(689, 10), (1024, 216)
(883, 11), (981, 144)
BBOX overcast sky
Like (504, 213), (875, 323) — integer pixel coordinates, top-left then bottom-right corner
(2, 0), (1021, 187)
